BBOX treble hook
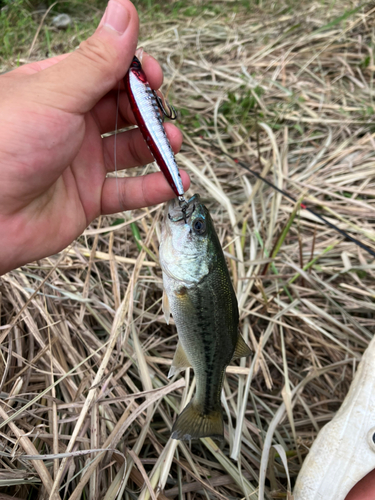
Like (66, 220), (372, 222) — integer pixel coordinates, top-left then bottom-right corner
(178, 195), (188, 223)
(153, 91), (178, 120)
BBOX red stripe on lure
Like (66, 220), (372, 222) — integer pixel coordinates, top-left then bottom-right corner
(125, 56), (187, 207)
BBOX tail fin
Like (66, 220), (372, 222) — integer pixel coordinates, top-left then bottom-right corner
(171, 401), (224, 441)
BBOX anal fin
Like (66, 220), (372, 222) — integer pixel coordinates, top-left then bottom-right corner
(168, 342), (191, 378)
(232, 334), (252, 360)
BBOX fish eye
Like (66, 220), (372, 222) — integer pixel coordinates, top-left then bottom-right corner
(193, 217), (206, 235)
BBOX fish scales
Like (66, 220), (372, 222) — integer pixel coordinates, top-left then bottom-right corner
(170, 264), (238, 413)
(159, 194), (250, 440)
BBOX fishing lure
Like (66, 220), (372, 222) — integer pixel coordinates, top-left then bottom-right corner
(125, 55), (187, 210)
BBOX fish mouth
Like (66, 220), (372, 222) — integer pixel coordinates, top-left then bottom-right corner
(167, 194), (200, 223)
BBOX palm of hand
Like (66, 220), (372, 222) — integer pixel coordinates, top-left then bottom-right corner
(1, 73), (105, 265)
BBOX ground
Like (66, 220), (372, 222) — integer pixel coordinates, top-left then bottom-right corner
(0, 0), (375, 499)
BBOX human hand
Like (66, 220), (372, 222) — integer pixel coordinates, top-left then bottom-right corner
(0, 0), (189, 275)
(345, 469), (375, 500)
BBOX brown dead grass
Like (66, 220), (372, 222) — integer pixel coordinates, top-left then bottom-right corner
(1, 1), (375, 499)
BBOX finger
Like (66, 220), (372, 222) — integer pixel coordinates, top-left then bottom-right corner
(345, 469), (375, 500)
(91, 90), (134, 133)
(101, 51), (163, 93)
(102, 122), (183, 171)
(33, 0), (139, 113)
(11, 54), (70, 76)
(137, 51), (164, 90)
(101, 170), (191, 214)
(91, 52), (164, 134)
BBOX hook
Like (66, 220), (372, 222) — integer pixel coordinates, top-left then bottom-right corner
(153, 91), (178, 120)
(178, 196), (189, 223)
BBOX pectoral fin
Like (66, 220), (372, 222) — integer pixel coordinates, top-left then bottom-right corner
(168, 342), (191, 378)
(162, 289), (171, 325)
(232, 334), (252, 360)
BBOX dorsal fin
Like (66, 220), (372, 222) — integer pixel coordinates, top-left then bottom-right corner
(168, 342), (191, 378)
(232, 334), (252, 360)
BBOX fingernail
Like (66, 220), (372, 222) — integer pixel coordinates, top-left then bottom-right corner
(135, 46), (144, 62)
(102, 0), (129, 35)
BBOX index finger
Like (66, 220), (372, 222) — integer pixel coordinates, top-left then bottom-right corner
(8, 53), (70, 76)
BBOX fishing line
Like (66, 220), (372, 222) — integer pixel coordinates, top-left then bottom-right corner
(205, 143), (375, 259)
(114, 81), (122, 211)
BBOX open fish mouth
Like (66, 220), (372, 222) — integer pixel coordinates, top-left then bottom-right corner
(167, 194), (200, 223)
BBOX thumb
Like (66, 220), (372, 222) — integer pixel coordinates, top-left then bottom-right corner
(39, 0), (139, 113)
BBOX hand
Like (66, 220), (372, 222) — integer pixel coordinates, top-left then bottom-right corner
(345, 470), (375, 500)
(0, 0), (189, 275)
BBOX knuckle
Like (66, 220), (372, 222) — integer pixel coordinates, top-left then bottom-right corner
(118, 176), (150, 210)
(78, 35), (119, 78)
(141, 176), (151, 207)
(119, 180), (131, 210)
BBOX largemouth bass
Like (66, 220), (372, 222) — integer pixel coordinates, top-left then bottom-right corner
(159, 194), (251, 440)
(294, 334), (375, 499)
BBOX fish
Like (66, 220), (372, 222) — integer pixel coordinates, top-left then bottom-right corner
(293, 334), (375, 499)
(159, 194), (251, 440)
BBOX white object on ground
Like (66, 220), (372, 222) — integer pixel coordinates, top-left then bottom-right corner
(294, 335), (375, 499)
(52, 14), (72, 29)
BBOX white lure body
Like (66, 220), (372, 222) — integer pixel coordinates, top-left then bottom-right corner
(294, 335), (375, 499)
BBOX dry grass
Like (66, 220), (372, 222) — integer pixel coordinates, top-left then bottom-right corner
(1, 0), (375, 498)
